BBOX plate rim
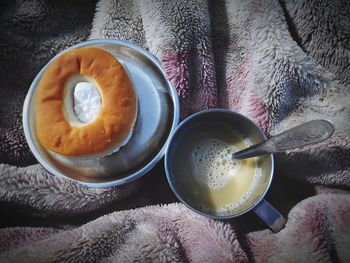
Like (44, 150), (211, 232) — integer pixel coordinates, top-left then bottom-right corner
(23, 39), (180, 188)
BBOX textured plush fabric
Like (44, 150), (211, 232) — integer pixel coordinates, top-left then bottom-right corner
(0, 0), (349, 262)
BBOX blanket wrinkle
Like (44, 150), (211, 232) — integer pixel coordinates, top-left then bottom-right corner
(0, 164), (141, 215)
(282, 0), (350, 86)
(0, 0), (349, 261)
(1, 197), (349, 262)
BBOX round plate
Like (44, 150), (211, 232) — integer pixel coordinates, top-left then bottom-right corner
(23, 39), (180, 188)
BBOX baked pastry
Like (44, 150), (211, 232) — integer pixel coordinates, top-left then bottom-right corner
(35, 47), (137, 157)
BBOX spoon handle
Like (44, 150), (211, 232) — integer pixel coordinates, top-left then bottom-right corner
(232, 120), (334, 160)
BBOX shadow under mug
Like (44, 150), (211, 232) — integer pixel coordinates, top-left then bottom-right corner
(164, 109), (286, 232)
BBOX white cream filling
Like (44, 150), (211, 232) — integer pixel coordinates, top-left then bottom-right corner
(63, 75), (101, 128)
(73, 82), (101, 123)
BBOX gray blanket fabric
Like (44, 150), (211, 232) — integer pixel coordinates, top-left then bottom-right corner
(0, 0), (350, 262)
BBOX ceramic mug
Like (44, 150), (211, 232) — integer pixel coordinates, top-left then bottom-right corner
(165, 109), (286, 232)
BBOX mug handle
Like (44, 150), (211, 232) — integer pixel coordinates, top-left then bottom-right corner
(253, 198), (286, 232)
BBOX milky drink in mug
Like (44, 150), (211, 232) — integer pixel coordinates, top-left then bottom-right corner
(170, 120), (270, 216)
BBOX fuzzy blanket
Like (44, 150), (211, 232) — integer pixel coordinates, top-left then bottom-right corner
(0, 0), (350, 262)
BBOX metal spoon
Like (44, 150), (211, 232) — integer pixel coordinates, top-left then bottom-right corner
(231, 120), (335, 160)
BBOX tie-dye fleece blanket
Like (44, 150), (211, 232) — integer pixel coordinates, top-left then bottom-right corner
(0, 0), (349, 261)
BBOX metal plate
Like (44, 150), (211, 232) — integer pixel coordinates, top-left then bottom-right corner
(23, 39), (180, 188)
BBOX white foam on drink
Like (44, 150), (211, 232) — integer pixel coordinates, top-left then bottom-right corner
(192, 137), (262, 213)
(192, 139), (241, 190)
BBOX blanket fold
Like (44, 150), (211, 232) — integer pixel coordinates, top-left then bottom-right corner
(0, 0), (349, 261)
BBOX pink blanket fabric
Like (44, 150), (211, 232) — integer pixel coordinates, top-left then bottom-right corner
(0, 0), (349, 261)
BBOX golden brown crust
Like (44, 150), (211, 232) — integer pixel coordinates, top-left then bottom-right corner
(35, 47), (137, 156)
